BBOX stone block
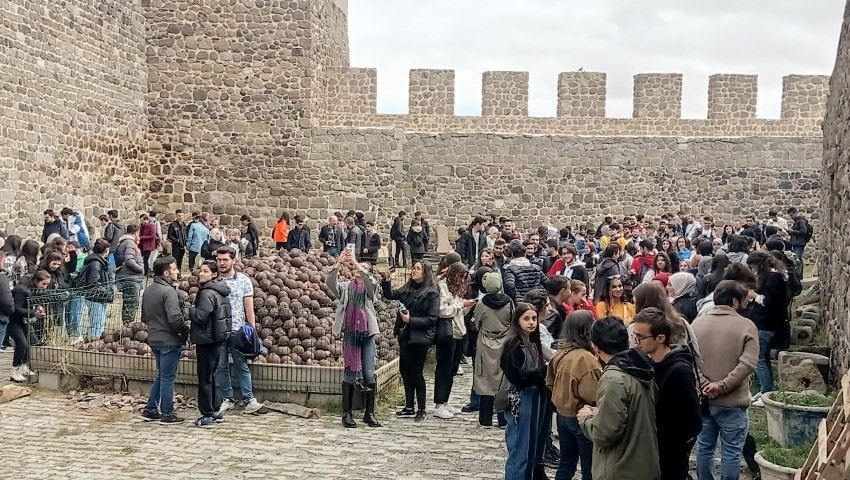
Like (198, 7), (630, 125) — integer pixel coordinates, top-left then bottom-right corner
(707, 74), (757, 120)
(781, 75), (829, 119)
(632, 73), (683, 118)
(482, 71), (529, 117)
(409, 69), (454, 115)
(323, 67), (377, 115)
(557, 72), (606, 117)
(778, 351), (828, 393)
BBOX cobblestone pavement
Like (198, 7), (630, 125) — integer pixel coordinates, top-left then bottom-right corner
(0, 354), (508, 479)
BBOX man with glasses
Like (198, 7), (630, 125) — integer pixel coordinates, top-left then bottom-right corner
(215, 246), (264, 415)
(692, 280), (759, 480)
(633, 308), (701, 480)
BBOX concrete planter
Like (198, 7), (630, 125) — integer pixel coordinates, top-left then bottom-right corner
(762, 391), (830, 447)
(754, 452), (799, 480)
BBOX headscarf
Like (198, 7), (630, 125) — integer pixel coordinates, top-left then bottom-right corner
(653, 272), (671, 287)
(669, 272), (696, 301)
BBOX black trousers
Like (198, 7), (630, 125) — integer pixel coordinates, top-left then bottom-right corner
(8, 317), (28, 367)
(451, 337), (466, 376)
(399, 343), (428, 411)
(188, 250), (199, 272)
(394, 240), (409, 267)
(173, 247), (185, 273)
(478, 395), (507, 427)
(142, 250), (153, 276)
(433, 335), (456, 404)
(196, 342), (222, 417)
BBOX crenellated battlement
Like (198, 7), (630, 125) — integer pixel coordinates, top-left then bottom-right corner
(319, 67), (828, 136)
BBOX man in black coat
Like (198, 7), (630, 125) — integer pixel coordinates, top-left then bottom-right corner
(390, 211), (409, 268)
(167, 210), (187, 273)
(633, 308), (701, 480)
(41, 209), (68, 242)
(414, 211), (431, 251)
(456, 216), (489, 267)
(362, 221), (381, 265)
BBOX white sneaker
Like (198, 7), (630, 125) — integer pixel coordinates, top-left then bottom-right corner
(433, 404), (454, 420)
(449, 405), (462, 415)
(456, 366), (464, 376)
(20, 365), (34, 376)
(244, 398), (263, 414)
(217, 398), (235, 416)
(10, 366), (25, 383)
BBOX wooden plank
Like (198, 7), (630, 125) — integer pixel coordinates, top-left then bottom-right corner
(818, 418), (829, 467)
(843, 373), (850, 418)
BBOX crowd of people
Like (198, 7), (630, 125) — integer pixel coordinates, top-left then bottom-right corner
(0, 204), (815, 478)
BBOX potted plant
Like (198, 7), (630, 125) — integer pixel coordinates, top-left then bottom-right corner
(754, 446), (806, 480)
(762, 390), (832, 447)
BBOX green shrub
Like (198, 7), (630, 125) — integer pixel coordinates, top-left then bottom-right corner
(771, 391), (835, 408)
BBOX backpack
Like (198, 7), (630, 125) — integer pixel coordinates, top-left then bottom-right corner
(781, 251), (803, 299)
(112, 238), (133, 271)
(802, 219), (814, 243)
(234, 323), (262, 359)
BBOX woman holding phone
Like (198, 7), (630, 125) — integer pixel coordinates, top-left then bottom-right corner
(380, 261), (440, 423)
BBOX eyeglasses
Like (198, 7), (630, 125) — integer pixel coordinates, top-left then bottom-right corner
(633, 333), (657, 343)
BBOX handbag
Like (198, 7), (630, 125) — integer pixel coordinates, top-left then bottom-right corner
(435, 317), (453, 341)
(494, 374), (510, 412)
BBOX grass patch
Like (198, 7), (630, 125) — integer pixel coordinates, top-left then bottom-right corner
(770, 391), (835, 408)
(56, 427), (83, 437)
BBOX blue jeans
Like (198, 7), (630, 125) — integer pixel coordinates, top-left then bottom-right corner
(504, 386), (547, 480)
(216, 334), (254, 402)
(696, 405), (748, 480)
(67, 296), (84, 337)
(343, 335), (376, 384)
(145, 346), (181, 417)
(85, 301), (107, 338)
(556, 415), (593, 480)
(756, 330), (774, 393)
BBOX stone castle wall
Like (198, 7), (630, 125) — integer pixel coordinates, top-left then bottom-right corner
(0, 0), (150, 237)
(0, 0), (831, 250)
(821, 2), (850, 375)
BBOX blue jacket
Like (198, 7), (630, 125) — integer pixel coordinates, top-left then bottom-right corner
(187, 221), (210, 253)
(69, 214), (91, 249)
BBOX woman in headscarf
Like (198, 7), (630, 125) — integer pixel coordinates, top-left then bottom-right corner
(668, 272), (699, 323)
(329, 249), (382, 428)
(473, 271), (513, 428)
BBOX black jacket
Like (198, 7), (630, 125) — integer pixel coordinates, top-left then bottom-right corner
(190, 278), (232, 345)
(362, 232), (381, 263)
(319, 224), (345, 252)
(11, 279), (37, 324)
(747, 271), (788, 334)
(457, 230), (488, 267)
(41, 219), (68, 243)
(142, 276), (188, 348)
(672, 293), (699, 324)
(788, 218), (809, 247)
(696, 271), (722, 300)
(78, 254), (109, 287)
(503, 260), (546, 302)
(390, 216), (405, 241)
(593, 257), (622, 303)
(288, 227), (312, 252)
(0, 272), (13, 324)
(500, 336), (547, 389)
(167, 221), (187, 250)
(407, 228), (427, 255)
(381, 281), (439, 347)
(654, 346), (702, 480)
(545, 300), (568, 341)
(201, 239), (225, 260)
(103, 221), (125, 252)
(242, 222), (260, 257)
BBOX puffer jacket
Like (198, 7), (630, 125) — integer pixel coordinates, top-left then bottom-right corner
(502, 257), (546, 302)
(0, 272), (13, 324)
(381, 280), (440, 347)
(189, 277), (232, 345)
(142, 276), (188, 348)
(115, 235), (144, 278)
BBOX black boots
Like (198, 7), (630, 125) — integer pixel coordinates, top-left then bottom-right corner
(363, 383), (382, 428)
(341, 382), (356, 428)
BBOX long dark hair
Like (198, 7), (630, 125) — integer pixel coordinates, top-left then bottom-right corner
(510, 302), (542, 352)
(709, 252), (730, 274)
(2, 235), (21, 256)
(721, 224), (734, 244)
(632, 282), (685, 340)
(442, 262), (469, 298)
(599, 275), (626, 305)
(38, 251), (64, 272)
(746, 251), (785, 289)
(561, 310), (594, 351)
(20, 239), (39, 266)
(653, 252), (672, 273)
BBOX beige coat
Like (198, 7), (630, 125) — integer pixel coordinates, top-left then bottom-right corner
(472, 295), (513, 396)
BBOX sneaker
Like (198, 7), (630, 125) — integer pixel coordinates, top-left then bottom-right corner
(396, 407), (416, 417)
(433, 404), (454, 420)
(0, 346), (7, 353)
(414, 410), (427, 423)
(9, 366), (25, 383)
(461, 404), (479, 413)
(194, 416), (216, 428)
(544, 443), (561, 469)
(211, 411), (225, 423)
(140, 409), (161, 422)
(449, 405), (462, 415)
(20, 364), (34, 376)
(752, 392), (764, 408)
(244, 398), (263, 414)
(217, 398), (234, 416)
(460, 356), (469, 365)
(159, 415), (185, 424)
(455, 366), (464, 376)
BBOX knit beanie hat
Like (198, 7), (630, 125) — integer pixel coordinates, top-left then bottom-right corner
(482, 272), (503, 294)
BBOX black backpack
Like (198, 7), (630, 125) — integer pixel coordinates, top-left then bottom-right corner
(802, 219), (814, 243)
(781, 251), (803, 299)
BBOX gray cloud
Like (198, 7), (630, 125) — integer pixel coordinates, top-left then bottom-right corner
(348, 0), (842, 118)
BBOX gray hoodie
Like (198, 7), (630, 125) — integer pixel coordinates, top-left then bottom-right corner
(115, 234), (144, 278)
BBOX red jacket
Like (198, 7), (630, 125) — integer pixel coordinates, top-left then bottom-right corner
(139, 222), (159, 252)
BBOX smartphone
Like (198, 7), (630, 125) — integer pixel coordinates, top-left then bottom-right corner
(346, 243), (355, 252)
(398, 302), (409, 315)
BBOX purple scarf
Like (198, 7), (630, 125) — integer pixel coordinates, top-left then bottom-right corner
(342, 280), (369, 379)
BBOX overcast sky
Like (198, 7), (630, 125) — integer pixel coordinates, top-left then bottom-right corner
(348, 1), (844, 118)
